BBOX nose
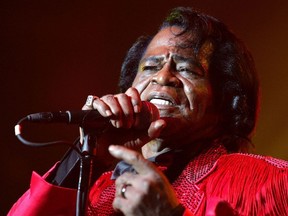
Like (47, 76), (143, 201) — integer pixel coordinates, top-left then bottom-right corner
(151, 64), (181, 87)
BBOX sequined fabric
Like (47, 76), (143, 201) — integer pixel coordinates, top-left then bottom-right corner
(87, 144), (227, 215)
(172, 144), (227, 214)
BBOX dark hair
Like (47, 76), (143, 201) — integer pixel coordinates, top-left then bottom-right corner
(119, 7), (259, 152)
(119, 36), (152, 92)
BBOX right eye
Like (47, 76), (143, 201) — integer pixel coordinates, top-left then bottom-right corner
(142, 65), (161, 72)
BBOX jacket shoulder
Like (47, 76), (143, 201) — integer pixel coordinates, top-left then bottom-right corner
(218, 152), (288, 169)
(203, 153), (288, 215)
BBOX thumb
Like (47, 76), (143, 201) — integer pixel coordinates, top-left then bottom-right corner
(108, 145), (157, 175)
(147, 119), (166, 139)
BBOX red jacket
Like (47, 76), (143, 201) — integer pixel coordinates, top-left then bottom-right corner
(8, 145), (288, 216)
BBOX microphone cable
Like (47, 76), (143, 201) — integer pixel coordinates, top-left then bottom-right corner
(15, 116), (82, 155)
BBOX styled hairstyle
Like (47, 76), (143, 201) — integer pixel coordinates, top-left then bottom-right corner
(119, 7), (259, 152)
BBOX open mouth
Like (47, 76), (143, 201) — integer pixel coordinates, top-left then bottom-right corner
(150, 98), (174, 106)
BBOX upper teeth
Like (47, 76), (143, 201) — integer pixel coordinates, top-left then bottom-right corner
(150, 98), (173, 106)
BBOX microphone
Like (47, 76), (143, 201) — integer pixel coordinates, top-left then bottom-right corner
(25, 101), (159, 130)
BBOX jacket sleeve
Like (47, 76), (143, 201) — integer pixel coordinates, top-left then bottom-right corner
(183, 208), (194, 216)
(8, 138), (114, 216)
(8, 165), (77, 216)
(8, 140), (81, 216)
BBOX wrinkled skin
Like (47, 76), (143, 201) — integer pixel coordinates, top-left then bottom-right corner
(81, 27), (220, 216)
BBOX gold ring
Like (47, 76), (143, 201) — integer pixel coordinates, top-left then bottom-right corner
(120, 183), (131, 199)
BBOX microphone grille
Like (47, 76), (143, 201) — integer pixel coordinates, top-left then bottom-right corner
(141, 101), (160, 122)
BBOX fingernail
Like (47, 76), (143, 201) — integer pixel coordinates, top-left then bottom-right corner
(106, 110), (112, 117)
(134, 105), (140, 113)
(116, 121), (122, 128)
(108, 145), (116, 152)
(154, 120), (165, 129)
(108, 145), (120, 155)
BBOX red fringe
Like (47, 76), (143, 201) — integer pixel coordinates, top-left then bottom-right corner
(204, 154), (288, 215)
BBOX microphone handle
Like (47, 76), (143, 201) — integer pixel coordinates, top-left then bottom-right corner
(27, 110), (111, 129)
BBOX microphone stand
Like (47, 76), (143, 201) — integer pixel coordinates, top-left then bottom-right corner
(76, 128), (98, 216)
(14, 114), (109, 216)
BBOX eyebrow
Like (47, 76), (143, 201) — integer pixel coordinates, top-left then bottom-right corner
(140, 54), (206, 73)
(140, 55), (166, 64)
(141, 54), (196, 63)
(172, 55), (197, 64)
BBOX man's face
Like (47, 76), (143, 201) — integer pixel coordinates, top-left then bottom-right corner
(132, 27), (219, 148)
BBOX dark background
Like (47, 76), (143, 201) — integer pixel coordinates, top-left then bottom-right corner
(1, 0), (288, 214)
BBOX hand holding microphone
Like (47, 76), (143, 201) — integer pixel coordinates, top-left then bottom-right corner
(16, 88), (166, 150)
(79, 88), (166, 149)
(81, 87), (165, 134)
(26, 100), (160, 130)
(26, 88), (161, 130)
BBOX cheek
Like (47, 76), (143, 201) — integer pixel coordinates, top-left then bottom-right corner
(183, 79), (212, 113)
(132, 73), (151, 97)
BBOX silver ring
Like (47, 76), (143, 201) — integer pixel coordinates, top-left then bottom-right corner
(85, 95), (97, 107)
(120, 184), (131, 199)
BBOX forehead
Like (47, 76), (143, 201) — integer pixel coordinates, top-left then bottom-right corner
(143, 27), (194, 58)
(142, 27), (214, 72)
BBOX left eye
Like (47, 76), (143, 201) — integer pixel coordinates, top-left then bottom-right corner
(177, 66), (195, 74)
(177, 65), (204, 77)
(178, 67), (189, 72)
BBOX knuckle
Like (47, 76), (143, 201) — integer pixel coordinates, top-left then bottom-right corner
(129, 152), (142, 163)
(141, 178), (151, 191)
(102, 94), (115, 102)
(125, 87), (135, 94)
(126, 88), (140, 100)
(116, 93), (129, 100)
(115, 177), (123, 186)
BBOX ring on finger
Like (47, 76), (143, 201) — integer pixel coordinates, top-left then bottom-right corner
(120, 183), (132, 199)
(85, 95), (98, 107)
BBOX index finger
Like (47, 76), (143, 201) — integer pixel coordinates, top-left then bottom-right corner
(125, 87), (142, 113)
(108, 145), (157, 175)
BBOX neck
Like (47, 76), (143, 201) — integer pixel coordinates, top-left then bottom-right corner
(141, 137), (218, 159)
